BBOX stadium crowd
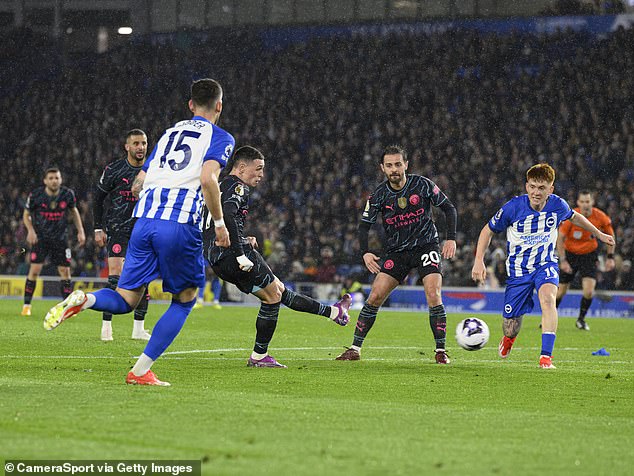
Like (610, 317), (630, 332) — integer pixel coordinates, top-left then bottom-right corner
(1, 25), (633, 290)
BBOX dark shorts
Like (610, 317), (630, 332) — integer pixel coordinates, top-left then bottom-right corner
(381, 243), (443, 283)
(211, 248), (276, 294)
(560, 251), (599, 284)
(30, 240), (71, 267)
(107, 232), (131, 258)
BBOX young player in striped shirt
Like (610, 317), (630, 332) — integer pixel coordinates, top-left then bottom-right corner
(471, 164), (615, 369)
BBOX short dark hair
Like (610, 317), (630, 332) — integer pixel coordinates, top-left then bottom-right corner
(578, 190), (594, 198)
(44, 166), (60, 177)
(191, 78), (223, 109)
(230, 146), (264, 171)
(382, 145), (407, 164)
(126, 129), (146, 140)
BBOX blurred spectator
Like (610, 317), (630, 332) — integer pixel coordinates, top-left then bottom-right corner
(1, 26), (633, 291)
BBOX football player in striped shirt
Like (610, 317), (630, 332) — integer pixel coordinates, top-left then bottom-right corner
(471, 164), (615, 369)
(44, 79), (233, 386)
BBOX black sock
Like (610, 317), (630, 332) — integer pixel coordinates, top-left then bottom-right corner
(60, 279), (72, 299)
(134, 289), (150, 321)
(579, 297), (593, 320)
(352, 303), (379, 348)
(103, 275), (120, 322)
(555, 297), (562, 308)
(281, 288), (330, 317)
(254, 302), (280, 355)
(24, 279), (36, 305)
(429, 304), (447, 350)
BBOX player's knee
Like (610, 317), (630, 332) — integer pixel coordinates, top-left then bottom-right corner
(425, 287), (442, 306)
(367, 290), (385, 307)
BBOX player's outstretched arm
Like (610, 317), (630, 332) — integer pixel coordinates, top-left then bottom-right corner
(569, 211), (616, 247)
(471, 225), (494, 284)
(556, 227), (572, 274)
(201, 160), (229, 248)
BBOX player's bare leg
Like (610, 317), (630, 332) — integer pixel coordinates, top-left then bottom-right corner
(499, 316), (522, 358)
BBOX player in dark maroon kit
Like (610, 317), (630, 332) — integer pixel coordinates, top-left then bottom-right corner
(21, 167), (86, 316)
(93, 129), (151, 341)
(336, 145), (457, 364)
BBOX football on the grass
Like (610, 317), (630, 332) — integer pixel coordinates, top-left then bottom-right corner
(455, 317), (490, 351)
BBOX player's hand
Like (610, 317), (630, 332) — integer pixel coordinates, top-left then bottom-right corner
(363, 252), (381, 274)
(471, 260), (487, 284)
(247, 236), (258, 249)
(214, 225), (230, 248)
(442, 240), (456, 259)
(94, 230), (107, 247)
(598, 232), (615, 247)
(560, 259), (572, 274)
(605, 258), (616, 272)
(236, 254), (254, 272)
(27, 230), (38, 246)
(77, 230), (86, 247)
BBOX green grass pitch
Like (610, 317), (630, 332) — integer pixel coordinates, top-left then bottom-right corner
(1, 299), (633, 475)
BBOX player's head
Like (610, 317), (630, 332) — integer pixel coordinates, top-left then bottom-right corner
(125, 129), (148, 163)
(189, 78), (223, 124)
(229, 146), (265, 188)
(43, 167), (62, 192)
(380, 145), (408, 186)
(525, 163), (555, 209)
(577, 190), (594, 214)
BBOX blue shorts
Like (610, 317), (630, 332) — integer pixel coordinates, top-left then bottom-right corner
(118, 218), (205, 294)
(503, 263), (560, 318)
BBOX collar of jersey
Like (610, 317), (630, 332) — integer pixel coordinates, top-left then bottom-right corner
(192, 115), (212, 124)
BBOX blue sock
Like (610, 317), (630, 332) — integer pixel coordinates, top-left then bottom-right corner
(144, 298), (196, 360)
(198, 285), (205, 299)
(92, 288), (132, 314)
(211, 278), (221, 301)
(541, 332), (556, 357)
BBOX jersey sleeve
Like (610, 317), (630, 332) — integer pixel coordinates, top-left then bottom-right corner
(488, 200), (513, 233)
(64, 188), (77, 209)
(554, 196), (573, 225)
(598, 210), (615, 235)
(204, 127), (235, 168)
(97, 164), (115, 193)
(425, 177), (449, 207)
(361, 190), (381, 225)
(25, 192), (34, 211)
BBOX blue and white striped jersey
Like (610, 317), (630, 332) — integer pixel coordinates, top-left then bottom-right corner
(133, 116), (234, 229)
(488, 194), (573, 278)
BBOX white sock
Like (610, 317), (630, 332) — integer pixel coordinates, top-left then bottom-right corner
(328, 305), (338, 319)
(133, 320), (145, 333)
(250, 351), (267, 361)
(83, 293), (96, 309)
(102, 320), (112, 330)
(131, 353), (154, 377)
(351, 345), (361, 353)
